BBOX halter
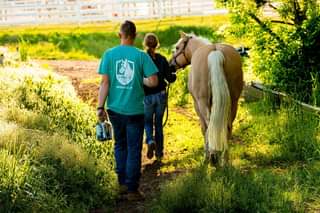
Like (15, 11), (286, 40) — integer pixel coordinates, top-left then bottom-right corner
(172, 36), (192, 69)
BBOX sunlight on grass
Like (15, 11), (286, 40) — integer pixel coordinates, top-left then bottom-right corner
(150, 91), (320, 212)
(0, 62), (116, 212)
(0, 15), (232, 60)
(161, 110), (203, 172)
(0, 15), (229, 34)
(26, 42), (96, 60)
(0, 120), (18, 135)
(1, 23), (320, 211)
(5, 107), (51, 131)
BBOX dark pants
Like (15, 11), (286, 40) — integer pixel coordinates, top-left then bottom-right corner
(144, 91), (167, 158)
(107, 110), (144, 192)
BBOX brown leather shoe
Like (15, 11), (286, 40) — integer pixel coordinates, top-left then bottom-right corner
(147, 142), (155, 159)
(126, 190), (145, 201)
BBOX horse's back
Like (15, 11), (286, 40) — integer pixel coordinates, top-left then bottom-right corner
(189, 45), (216, 98)
(214, 43), (243, 100)
(191, 43), (243, 100)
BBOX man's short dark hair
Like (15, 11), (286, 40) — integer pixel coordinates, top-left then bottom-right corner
(120, 20), (136, 39)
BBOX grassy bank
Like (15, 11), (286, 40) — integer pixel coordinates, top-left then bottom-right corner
(0, 64), (116, 212)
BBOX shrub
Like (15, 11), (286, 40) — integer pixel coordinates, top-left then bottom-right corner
(221, 0), (320, 104)
(170, 68), (190, 107)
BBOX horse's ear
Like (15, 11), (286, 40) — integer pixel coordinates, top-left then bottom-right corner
(179, 31), (187, 38)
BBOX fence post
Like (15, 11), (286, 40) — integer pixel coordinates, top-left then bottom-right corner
(77, 0), (81, 25)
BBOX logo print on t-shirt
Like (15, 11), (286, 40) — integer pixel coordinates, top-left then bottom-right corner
(116, 59), (135, 86)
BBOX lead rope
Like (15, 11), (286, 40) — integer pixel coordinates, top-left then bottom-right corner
(163, 83), (170, 127)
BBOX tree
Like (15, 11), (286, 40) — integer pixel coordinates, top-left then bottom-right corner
(219, 0), (320, 104)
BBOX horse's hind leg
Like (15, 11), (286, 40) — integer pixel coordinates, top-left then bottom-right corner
(189, 73), (209, 136)
(191, 95), (210, 160)
(195, 97), (211, 161)
(191, 96), (207, 135)
(228, 98), (239, 139)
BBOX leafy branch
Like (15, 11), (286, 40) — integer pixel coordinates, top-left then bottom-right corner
(247, 12), (285, 46)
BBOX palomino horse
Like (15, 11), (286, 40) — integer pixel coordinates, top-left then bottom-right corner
(169, 32), (243, 166)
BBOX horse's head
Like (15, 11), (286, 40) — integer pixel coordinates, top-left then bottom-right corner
(169, 31), (193, 70)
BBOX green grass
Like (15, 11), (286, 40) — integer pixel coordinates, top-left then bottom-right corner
(0, 108), (117, 212)
(149, 96), (320, 212)
(0, 65), (116, 212)
(150, 166), (301, 213)
(1, 16), (320, 212)
(233, 100), (320, 164)
(0, 15), (229, 60)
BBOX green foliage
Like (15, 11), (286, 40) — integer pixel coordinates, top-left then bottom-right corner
(12, 73), (113, 159)
(5, 107), (51, 131)
(220, 0), (320, 104)
(232, 98), (320, 164)
(150, 97), (320, 212)
(0, 131), (116, 212)
(170, 68), (190, 107)
(33, 136), (116, 211)
(17, 75), (95, 138)
(311, 72), (320, 106)
(162, 110), (203, 170)
(18, 37), (28, 62)
(271, 106), (320, 162)
(0, 149), (32, 213)
(0, 66), (116, 212)
(265, 15), (320, 103)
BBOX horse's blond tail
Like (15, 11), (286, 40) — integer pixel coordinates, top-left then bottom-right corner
(207, 50), (231, 156)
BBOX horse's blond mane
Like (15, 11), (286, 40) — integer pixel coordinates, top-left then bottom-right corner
(173, 33), (211, 49)
(187, 33), (211, 45)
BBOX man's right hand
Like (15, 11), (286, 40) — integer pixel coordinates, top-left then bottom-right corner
(97, 108), (107, 122)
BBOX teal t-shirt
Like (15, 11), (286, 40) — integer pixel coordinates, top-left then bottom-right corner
(98, 45), (158, 115)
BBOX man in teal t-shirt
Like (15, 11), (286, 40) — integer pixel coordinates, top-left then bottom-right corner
(97, 20), (158, 201)
(98, 44), (157, 115)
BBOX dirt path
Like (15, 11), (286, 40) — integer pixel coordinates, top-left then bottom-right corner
(37, 60), (100, 105)
(38, 60), (187, 213)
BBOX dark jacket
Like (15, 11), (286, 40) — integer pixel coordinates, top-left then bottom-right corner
(144, 53), (176, 95)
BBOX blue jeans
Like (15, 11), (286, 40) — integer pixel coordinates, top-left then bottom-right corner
(107, 110), (144, 192)
(144, 91), (167, 158)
